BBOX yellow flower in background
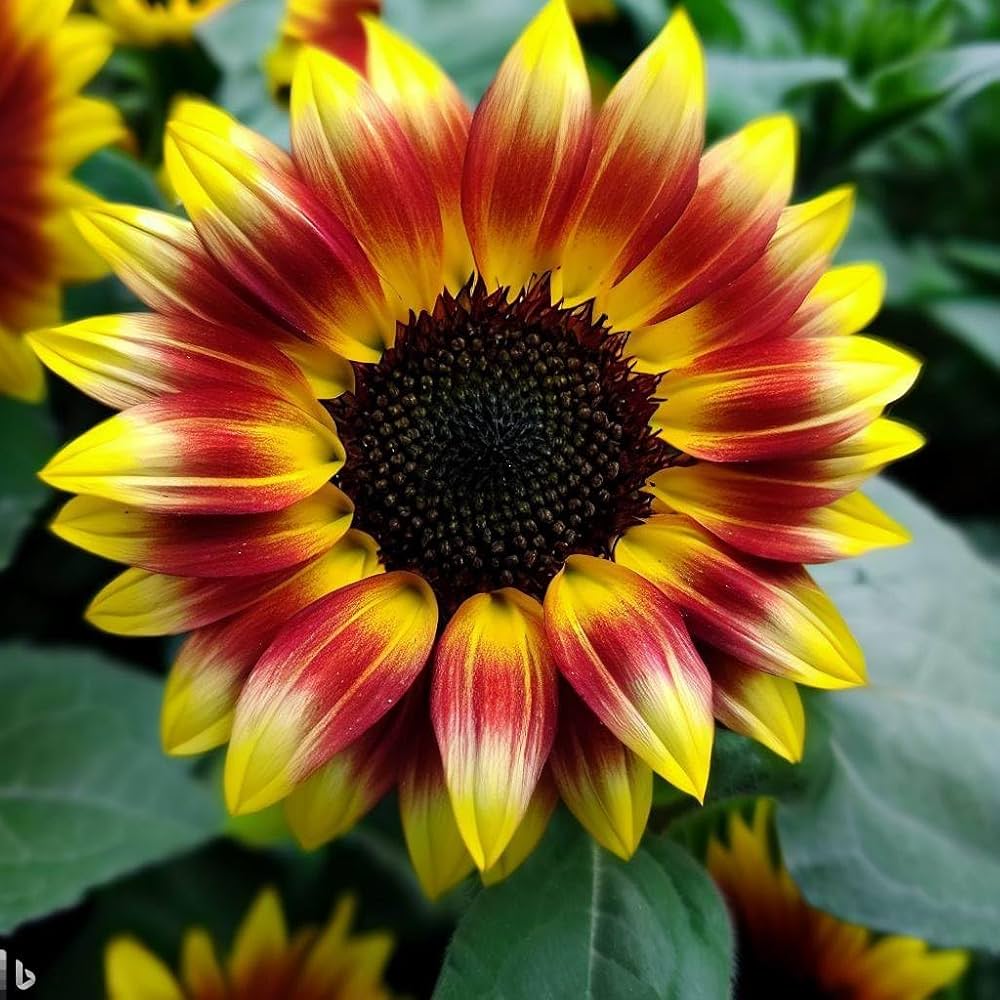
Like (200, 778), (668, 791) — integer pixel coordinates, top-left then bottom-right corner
(105, 889), (393, 1000)
(93, 0), (231, 47)
(0, 0), (124, 401)
(267, 0), (381, 99)
(709, 801), (968, 1000)
(33, 2), (921, 896)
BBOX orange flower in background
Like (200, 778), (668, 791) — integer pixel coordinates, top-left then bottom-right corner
(709, 801), (968, 1000)
(33, 2), (921, 896)
(92, 0), (231, 47)
(0, 0), (124, 401)
(105, 889), (393, 999)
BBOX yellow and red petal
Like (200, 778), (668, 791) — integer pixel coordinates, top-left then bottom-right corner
(105, 937), (184, 1000)
(28, 312), (315, 411)
(601, 114), (796, 330)
(52, 484), (353, 578)
(649, 464), (909, 563)
(783, 262), (886, 338)
(165, 111), (389, 362)
(225, 571), (437, 814)
(40, 387), (343, 515)
(227, 889), (291, 996)
(706, 649), (805, 762)
(481, 771), (558, 885)
(543, 554), (713, 800)
(161, 532), (381, 755)
(549, 686), (652, 860)
(291, 47), (444, 314)
(627, 186), (854, 370)
(655, 336), (921, 462)
(399, 715), (475, 900)
(362, 18), (473, 288)
(462, 1), (592, 290)
(179, 929), (227, 1000)
(430, 589), (558, 870)
(71, 204), (357, 399)
(616, 514), (865, 690)
(86, 563), (298, 637)
(560, 9), (704, 300)
(284, 700), (403, 849)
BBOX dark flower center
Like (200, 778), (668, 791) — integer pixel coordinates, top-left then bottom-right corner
(328, 277), (675, 614)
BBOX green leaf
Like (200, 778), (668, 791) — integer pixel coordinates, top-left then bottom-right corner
(433, 811), (732, 1000)
(0, 398), (57, 571)
(74, 148), (165, 210)
(0, 645), (223, 933)
(942, 239), (1000, 280)
(774, 477), (1000, 951)
(704, 51), (847, 134)
(925, 298), (1000, 370)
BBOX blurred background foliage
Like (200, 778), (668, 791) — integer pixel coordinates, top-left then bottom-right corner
(1, 1), (999, 997)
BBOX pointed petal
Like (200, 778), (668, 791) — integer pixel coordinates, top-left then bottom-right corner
(628, 186), (855, 370)
(784, 262), (886, 338)
(550, 686), (652, 859)
(53, 485), (353, 578)
(228, 889), (289, 996)
(71, 203), (355, 397)
(165, 110), (389, 362)
(363, 17), (473, 287)
(560, 9), (704, 299)
(601, 114), (796, 329)
(40, 388), (344, 515)
(28, 312), (315, 411)
(430, 589), (558, 870)
(649, 465), (910, 563)
(284, 701), (403, 849)
(462, 0), (592, 289)
(543, 554), (713, 799)
(105, 937), (184, 1000)
(400, 716), (476, 900)
(654, 336), (921, 462)
(616, 514), (866, 689)
(291, 47), (444, 313)
(86, 563), (297, 637)
(180, 930), (227, 1000)
(707, 649), (805, 762)
(226, 571), (437, 814)
(481, 771), (558, 885)
(161, 532), (381, 755)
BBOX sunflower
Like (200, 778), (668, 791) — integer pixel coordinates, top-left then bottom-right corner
(92, 0), (231, 47)
(33, 2), (922, 896)
(0, 0), (124, 401)
(105, 889), (393, 999)
(708, 801), (967, 1000)
(267, 0), (381, 99)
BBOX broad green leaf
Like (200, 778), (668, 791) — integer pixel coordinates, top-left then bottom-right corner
(705, 51), (847, 133)
(926, 298), (1000, 370)
(774, 478), (1000, 950)
(942, 239), (1000, 279)
(0, 645), (222, 933)
(433, 810), (732, 1000)
(0, 398), (56, 571)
